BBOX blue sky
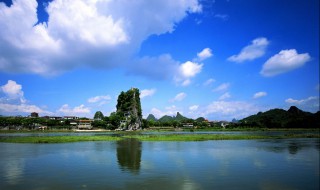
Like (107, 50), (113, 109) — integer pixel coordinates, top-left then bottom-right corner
(0, 0), (319, 120)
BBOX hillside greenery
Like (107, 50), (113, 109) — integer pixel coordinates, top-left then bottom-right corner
(238, 106), (320, 128)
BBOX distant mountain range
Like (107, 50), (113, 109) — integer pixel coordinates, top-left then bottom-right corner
(146, 106), (320, 128)
(240, 106), (320, 128)
(146, 112), (190, 122)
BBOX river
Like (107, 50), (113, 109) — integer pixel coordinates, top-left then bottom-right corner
(0, 138), (319, 189)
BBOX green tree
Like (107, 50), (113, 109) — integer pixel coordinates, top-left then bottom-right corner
(92, 120), (107, 128)
(94, 111), (104, 120)
(142, 119), (149, 129)
(109, 112), (122, 128)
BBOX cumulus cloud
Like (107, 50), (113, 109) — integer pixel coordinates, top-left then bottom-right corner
(213, 83), (230, 92)
(219, 92), (231, 100)
(170, 92), (187, 102)
(0, 80), (51, 115)
(253, 91), (267, 99)
(227, 37), (269, 63)
(260, 49), (311, 77)
(174, 61), (203, 86)
(58, 104), (91, 116)
(179, 61), (203, 78)
(1, 80), (25, 103)
(0, 0), (202, 75)
(285, 96), (319, 113)
(140, 88), (156, 99)
(197, 48), (212, 61)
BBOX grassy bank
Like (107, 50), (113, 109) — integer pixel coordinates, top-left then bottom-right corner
(125, 133), (320, 141)
(0, 133), (319, 143)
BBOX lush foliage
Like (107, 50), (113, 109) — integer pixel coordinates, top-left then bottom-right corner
(146, 112), (209, 128)
(0, 116), (72, 130)
(116, 88), (142, 119)
(239, 106), (320, 128)
(94, 111), (104, 120)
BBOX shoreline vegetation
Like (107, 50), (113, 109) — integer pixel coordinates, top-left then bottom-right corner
(0, 129), (319, 143)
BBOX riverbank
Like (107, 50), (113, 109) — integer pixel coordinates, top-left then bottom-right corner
(1, 127), (319, 133)
(0, 132), (319, 143)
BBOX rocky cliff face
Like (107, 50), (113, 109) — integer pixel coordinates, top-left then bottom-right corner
(116, 88), (142, 130)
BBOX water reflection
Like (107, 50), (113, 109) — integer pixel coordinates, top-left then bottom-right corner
(116, 138), (142, 174)
(0, 139), (318, 189)
(260, 139), (320, 154)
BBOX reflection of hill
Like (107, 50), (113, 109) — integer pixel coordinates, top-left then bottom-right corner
(116, 138), (142, 174)
(260, 139), (319, 154)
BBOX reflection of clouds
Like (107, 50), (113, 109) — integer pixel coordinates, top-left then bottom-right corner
(3, 159), (24, 185)
(253, 159), (266, 168)
(168, 152), (185, 167)
(59, 142), (115, 165)
(181, 178), (201, 190)
(140, 160), (155, 170)
(122, 175), (201, 190)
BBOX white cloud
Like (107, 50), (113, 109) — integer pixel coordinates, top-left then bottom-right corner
(213, 83), (230, 92)
(58, 104), (91, 116)
(214, 14), (229, 21)
(175, 61), (203, 86)
(285, 96), (319, 113)
(197, 48), (212, 61)
(203, 101), (261, 120)
(150, 108), (163, 119)
(179, 61), (203, 78)
(87, 95), (111, 106)
(150, 105), (181, 119)
(189, 105), (199, 111)
(170, 92), (187, 102)
(0, 103), (52, 115)
(253, 91), (267, 99)
(130, 47), (206, 85)
(1, 80), (25, 103)
(181, 79), (191, 86)
(219, 92), (231, 100)
(0, 80), (52, 115)
(203, 78), (215, 86)
(260, 49), (311, 77)
(0, 0), (202, 75)
(140, 89), (156, 99)
(227, 37), (269, 63)
(285, 96), (318, 105)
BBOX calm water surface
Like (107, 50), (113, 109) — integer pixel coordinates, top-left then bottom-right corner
(0, 138), (319, 190)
